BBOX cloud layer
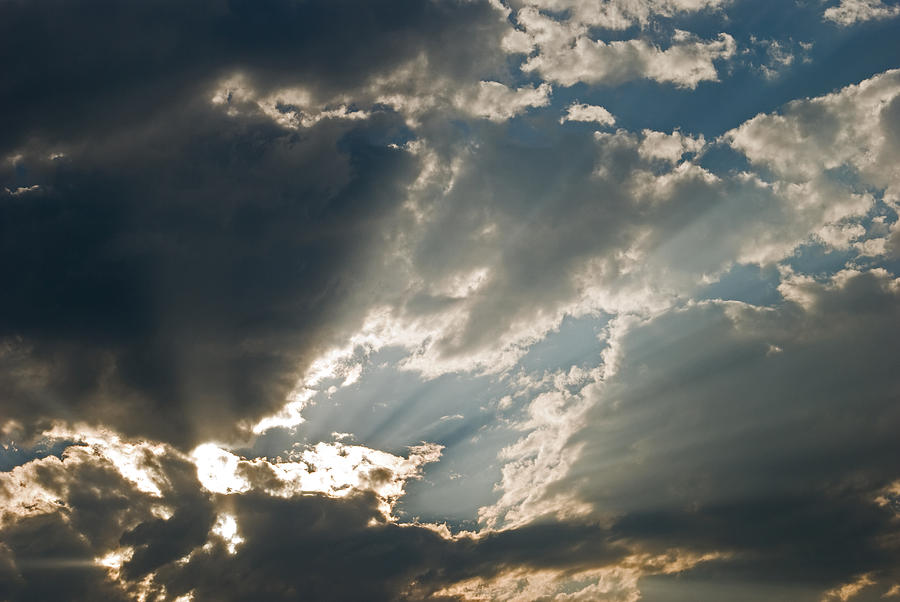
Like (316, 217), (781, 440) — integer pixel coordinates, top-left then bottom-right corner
(2, 0), (900, 600)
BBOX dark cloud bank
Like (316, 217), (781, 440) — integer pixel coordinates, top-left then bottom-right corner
(0, 0), (509, 447)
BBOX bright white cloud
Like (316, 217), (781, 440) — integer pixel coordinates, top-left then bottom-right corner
(514, 8), (736, 88)
(638, 129), (705, 163)
(191, 440), (441, 517)
(456, 81), (552, 122)
(726, 68), (900, 192)
(824, 0), (900, 25)
(211, 75), (371, 129)
(724, 68), (900, 260)
(514, 0), (730, 30)
(560, 103), (616, 125)
(211, 513), (244, 554)
(478, 366), (601, 528)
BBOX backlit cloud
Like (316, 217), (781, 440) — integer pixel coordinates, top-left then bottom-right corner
(2, 0), (900, 600)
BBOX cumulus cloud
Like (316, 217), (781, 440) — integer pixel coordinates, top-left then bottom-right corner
(456, 81), (553, 122)
(513, 8), (737, 88)
(0, 429), (711, 601)
(726, 68), (900, 192)
(0, 0), (750, 448)
(560, 103), (617, 125)
(356, 78), (889, 379)
(638, 129), (706, 163)
(824, 0), (900, 25)
(509, 0), (730, 30)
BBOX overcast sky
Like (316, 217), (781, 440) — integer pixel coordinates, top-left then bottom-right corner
(2, 1), (900, 600)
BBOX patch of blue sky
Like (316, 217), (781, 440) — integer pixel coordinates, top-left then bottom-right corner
(697, 143), (754, 176)
(787, 242), (859, 278)
(782, 200), (899, 278)
(533, 1), (900, 139)
(698, 263), (782, 306)
(248, 313), (612, 524)
(247, 357), (519, 524)
(516, 313), (610, 373)
(0, 437), (83, 471)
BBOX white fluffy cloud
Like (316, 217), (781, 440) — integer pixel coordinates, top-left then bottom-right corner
(638, 129), (705, 163)
(456, 81), (553, 122)
(726, 68), (900, 194)
(726, 69), (900, 265)
(511, 0), (730, 30)
(513, 8), (736, 88)
(824, 0), (900, 25)
(192, 440), (442, 517)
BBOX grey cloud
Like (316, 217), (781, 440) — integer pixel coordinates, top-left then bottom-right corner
(0, 443), (637, 602)
(152, 490), (633, 602)
(0, 0), (508, 150)
(545, 270), (900, 593)
(0, 513), (132, 602)
(2, 2), (899, 600)
(397, 119), (860, 370)
(0, 0), (517, 448)
(0, 107), (419, 446)
(0, 445), (192, 601)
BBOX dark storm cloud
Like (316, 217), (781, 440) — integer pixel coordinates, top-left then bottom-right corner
(0, 0), (513, 447)
(1, 443), (635, 602)
(1, 106), (418, 446)
(0, 444), (207, 601)
(614, 488), (900, 597)
(544, 269), (900, 594)
(0, 512), (132, 602)
(0, 0), (507, 149)
(148, 491), (629, 602)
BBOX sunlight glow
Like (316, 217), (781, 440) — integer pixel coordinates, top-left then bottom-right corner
(190, 441), (442, 517)
(212, 513), (244, 554)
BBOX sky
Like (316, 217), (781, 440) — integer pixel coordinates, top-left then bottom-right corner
(1, 0), (900, 600)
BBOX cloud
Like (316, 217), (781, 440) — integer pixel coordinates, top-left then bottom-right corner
(361, 86), (886, 378)
(7, 0), (879, 453)
(2, 2), (900, 600)
(0, 0), (524, 448)
(726, 68), (900, 193)
(0, 0), (511, 150)
(488, 269), (900, 595)
(509, 0), (730, 30)
(0, 106), (421, 447)
(560, 103), (617, 126)
(0, 431), (695, 601)
(456, 81), (553, 122)
(748, 37), (813, 80)
(192, 440), (442, 517)
(513, 8), (737, 88)
(824, 0), (900, 26)
(638, 129), (705, 163)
